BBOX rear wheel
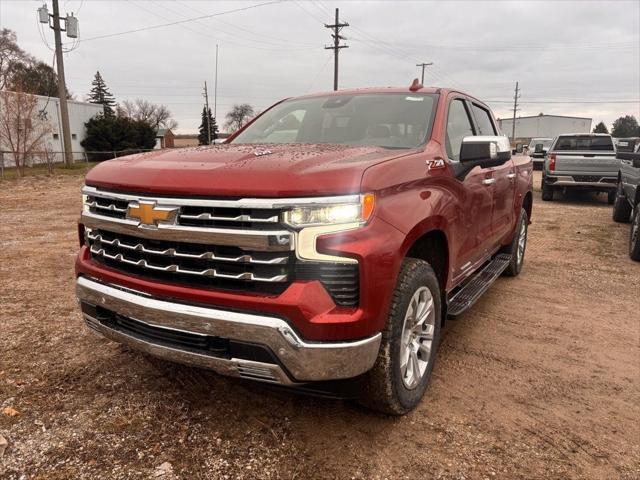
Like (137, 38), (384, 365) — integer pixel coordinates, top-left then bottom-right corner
(612, 182), (632, 223)
(541, 177), (554, 201)
(359, 258), (441, 415)
(630, 206), (640, 261)
(502, 208), (528, 277)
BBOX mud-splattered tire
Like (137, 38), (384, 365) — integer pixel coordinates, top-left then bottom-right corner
(630, 206), (640, 261)
(502, 209), (528, 277)
(358, 258), (441, 415)
(612, 182), (632, 223)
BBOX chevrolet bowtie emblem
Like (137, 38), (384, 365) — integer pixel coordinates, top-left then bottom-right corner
(127, 201), (179, 227)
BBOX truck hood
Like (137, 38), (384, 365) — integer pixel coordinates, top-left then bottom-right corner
(85, 143), (410, 197)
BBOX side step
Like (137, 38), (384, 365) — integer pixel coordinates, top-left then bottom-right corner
(447, 254), (511, 319)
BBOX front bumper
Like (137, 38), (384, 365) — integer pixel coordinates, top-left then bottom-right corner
(76, 276), (381, 385)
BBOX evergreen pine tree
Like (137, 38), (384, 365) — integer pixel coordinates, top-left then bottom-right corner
(198, 106), (219, 145)
(87, 71), (116, 116)
(592, 121), (608, 134)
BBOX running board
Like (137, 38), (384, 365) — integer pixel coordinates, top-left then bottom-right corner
(447, 254), (511, 319)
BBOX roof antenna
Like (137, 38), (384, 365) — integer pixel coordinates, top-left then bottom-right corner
(409, 78), (423, 92)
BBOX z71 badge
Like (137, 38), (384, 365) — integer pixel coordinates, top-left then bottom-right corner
(426, 159), (445, 170)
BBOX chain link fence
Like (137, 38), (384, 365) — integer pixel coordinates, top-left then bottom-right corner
(0, 149), (156, 179)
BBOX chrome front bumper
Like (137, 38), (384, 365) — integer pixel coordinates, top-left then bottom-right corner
(75, 277), (381, 385)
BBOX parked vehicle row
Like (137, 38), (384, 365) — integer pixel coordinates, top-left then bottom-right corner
(612, 143), (640, 261)
(528, 132), (639, 261)
(74, 83), (533, 414)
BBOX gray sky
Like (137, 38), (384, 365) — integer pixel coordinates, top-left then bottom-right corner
(1, 0), (639, 134)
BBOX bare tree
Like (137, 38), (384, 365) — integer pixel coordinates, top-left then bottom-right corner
(225, 104), (255, 133)
(118, 99), (178, 131)
(0, 29), (28, 91)
(0, 89), (52, 176)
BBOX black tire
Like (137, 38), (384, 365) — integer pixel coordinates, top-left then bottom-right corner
(607, 189), (616, 205)
(358, 258), (442, 415)
(612, 182), (632, 223)
(630, 206), (640, 261)
(502, 208), (528, 277)
(541, 177), (554, 201)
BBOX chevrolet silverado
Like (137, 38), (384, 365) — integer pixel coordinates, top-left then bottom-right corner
(75, 84), (533, 414)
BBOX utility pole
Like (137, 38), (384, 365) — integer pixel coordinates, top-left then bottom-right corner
(203, 81), (211, 145)
(213, 44), (218, 120)
(39, 0), (77, 167)
(416, 62), (433, 85)
(511, 81), (520, 141)
(324, 8), (349, 91)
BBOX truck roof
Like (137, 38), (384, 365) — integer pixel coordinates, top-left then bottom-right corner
(557, 133), (612, 137)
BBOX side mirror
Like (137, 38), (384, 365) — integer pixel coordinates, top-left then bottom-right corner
(460, 136), (512, 170)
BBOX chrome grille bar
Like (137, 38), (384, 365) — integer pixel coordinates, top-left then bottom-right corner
(179, 212), (279, 223)
(90, 245), (288, 283)
(87, 232), (288, 265)
(87, 201), (128, 213)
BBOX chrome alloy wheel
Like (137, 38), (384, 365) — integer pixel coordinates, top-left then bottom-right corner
(400, 287), (436, 389)
(516, 216), (527, 266)
(632, 209), (639, 247)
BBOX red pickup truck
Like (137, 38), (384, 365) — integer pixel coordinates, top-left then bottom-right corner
(75, 84), (533, 414)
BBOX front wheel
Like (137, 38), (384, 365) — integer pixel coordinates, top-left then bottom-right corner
(359, 258), (442, 415)
(630, 206), (640, 261)
(612, 182), (632, 223)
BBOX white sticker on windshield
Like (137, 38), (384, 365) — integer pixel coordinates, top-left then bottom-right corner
(405, 96), (424, 102)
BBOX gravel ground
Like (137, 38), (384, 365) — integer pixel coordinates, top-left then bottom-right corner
(1, 171), (638, 479)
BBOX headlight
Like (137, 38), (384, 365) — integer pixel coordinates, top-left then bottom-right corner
(283, 193), (375, 228)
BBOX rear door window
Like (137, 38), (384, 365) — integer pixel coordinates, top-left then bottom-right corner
(471, 104), (496, 135)
(446, 99), (475, 161)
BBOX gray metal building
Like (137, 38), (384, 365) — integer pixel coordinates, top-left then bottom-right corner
(497, 114), (592, 140)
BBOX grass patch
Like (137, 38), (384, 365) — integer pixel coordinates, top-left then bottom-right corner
(0, 161), (100, 180)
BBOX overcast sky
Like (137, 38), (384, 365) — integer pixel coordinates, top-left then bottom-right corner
(1, 0), (639, 134)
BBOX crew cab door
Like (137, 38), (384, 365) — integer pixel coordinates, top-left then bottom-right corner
(469, 102), (516, 244)
(445, 98), (494, 282)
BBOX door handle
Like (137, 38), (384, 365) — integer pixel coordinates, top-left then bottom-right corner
(507, 172), (517, 179)
(482, 178), (496, 185)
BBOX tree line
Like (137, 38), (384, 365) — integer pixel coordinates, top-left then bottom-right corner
(593, 116), (640, 137)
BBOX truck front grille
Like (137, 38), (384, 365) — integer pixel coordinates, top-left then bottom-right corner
(87, 229), (292, 295)
(82, 187), (360, 306)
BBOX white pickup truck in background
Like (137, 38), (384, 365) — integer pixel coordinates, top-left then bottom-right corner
(541, 133), (620, 203)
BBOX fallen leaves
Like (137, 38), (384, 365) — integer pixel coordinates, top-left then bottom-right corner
(0, 435), (7, 457)
(2, 406), (20, 417)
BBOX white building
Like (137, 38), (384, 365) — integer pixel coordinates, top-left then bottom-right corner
(0, 91), (103, 166)
(497, 114), (592, 140)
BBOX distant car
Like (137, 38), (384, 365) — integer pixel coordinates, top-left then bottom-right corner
(615, 137), (640, 153)
(612, 143), (640, 260)
(527, 137), (553, 170)
(542, 133), (620, 203)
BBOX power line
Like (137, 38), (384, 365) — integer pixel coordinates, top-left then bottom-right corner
(65, 1), (285, 44)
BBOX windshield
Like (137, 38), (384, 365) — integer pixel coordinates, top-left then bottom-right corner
(529, 139), (552, 149)
(553, 135), (614, 151)
(230, 93), (438, 149)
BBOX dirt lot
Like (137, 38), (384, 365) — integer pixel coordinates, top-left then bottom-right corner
(1, 171), (638, 479)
